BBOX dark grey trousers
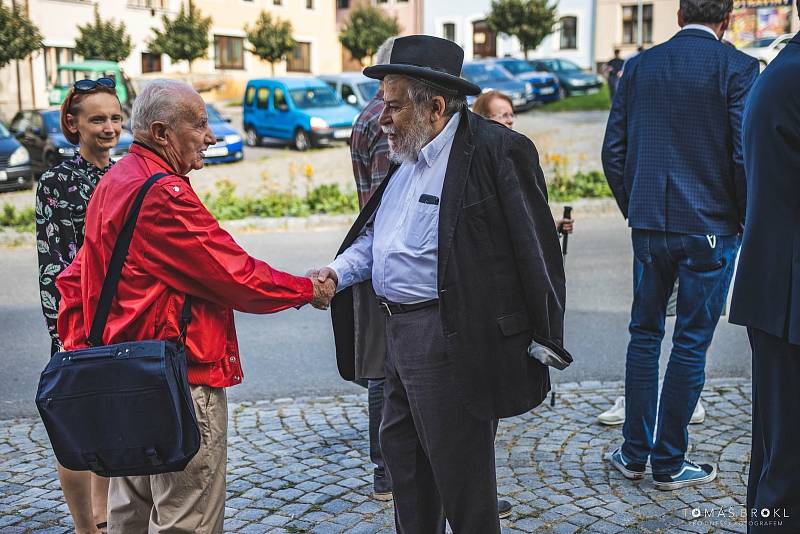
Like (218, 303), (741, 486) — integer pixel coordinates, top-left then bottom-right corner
(380, 304), (499, 534)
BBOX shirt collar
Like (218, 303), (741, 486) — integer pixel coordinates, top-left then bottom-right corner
(130, 141), (179, 175)
(419, 111), (461, 168)
(682, 24), (719, 40)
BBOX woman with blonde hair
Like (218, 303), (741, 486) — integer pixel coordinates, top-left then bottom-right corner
(36, 77), (123, 534)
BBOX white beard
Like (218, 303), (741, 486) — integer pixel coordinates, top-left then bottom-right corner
(383, 114), (434, 164)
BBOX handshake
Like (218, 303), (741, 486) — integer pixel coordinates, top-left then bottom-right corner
(306, 267), (338, 310)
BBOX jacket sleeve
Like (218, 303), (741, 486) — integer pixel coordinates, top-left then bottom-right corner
(35, 171), (75, 346)
(137, 180), (313, 313)
(495, 132), (567, 349)
(728, 59), (759, 228)
(601, 69), (630, 218)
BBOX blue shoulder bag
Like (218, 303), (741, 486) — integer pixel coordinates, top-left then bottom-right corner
(35, 172), (201, 477)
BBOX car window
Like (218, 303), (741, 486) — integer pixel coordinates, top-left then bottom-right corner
(205, 105), (225, 123)
(288, 87), (340, 109)
(30, 113), (43, 132)
(462, 64), (514, 84)
(558, 59), (581, 72)
(324, 81), (337, 91)
(274, 87), (288, 111)
(245, 86), (256, 107)
(500, 60), (532, 75)
(0, 123), (9, 138)
(10, 113), (28, 133)
(256, 87), (270, 109)
(342, 84), (355, 100)
(357, 81), (380, 101)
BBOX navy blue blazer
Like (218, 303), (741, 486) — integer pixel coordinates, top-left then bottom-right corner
(601, 28), (759, 235)
(730, 33), (800, 343)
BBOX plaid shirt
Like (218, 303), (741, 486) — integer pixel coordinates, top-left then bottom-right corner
(351, 91), (390, 208)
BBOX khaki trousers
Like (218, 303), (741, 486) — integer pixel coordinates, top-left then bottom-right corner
(107, 385), (228, 534)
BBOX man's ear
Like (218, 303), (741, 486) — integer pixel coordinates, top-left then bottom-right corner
(677, 8), (685, 28)
(719, 13), (732, 37)
(150, 121), (169, 146)
(431, 96), (446, 122)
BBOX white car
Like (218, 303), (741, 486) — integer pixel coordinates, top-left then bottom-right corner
(741, 33), (796, 70)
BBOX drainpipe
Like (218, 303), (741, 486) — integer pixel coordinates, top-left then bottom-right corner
(589, 0), (598, 71)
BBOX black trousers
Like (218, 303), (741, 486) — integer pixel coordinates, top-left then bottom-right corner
(380, 304), (499, 534)
(747, 327), (800, 533)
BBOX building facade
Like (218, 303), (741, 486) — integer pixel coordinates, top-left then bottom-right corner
(0, 0), (343, 119)
(424, 0), (596, 69)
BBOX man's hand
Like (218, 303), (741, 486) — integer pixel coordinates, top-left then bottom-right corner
(557, 217), (574, 235)
(307, 267), (338, 310)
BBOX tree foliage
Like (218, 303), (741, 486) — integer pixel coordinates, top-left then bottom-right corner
(246, 11), (296, 75)
(75, 6), (133, 62)
(0, 2), (43, 69)
(487, 0), (558, 59)
(149, 0), (212, 72)
(339, 5), (400, 66)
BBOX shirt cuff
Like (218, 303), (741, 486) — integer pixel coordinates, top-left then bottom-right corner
(326, 261), (347, 293)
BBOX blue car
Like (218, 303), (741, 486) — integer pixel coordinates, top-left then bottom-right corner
(0, 121), (33, 191)
(9, 109), (132, 176)
(203, 104), (244, 164)
(461, 61), (534, 111)
(489, 58), (561, 104)
(243, 77), (359, 151)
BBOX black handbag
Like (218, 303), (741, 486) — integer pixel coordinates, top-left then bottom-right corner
(36, 172), (201, 477)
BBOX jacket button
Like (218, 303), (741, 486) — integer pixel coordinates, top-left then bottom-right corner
(439, 289), (447, 295)
(233, 375), (240, 381)
(229, 356), (236, 362)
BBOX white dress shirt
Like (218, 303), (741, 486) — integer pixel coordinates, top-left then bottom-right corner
(328, 112), (461, 304)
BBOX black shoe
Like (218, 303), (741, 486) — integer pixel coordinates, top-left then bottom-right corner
(498, 499), (512, 519)
(373, 470), (392, 501)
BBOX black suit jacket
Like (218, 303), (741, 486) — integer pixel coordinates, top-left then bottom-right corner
(730, 34), (800, 344)
(330, 110), (570, 420)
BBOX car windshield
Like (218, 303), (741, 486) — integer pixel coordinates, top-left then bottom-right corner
(358, 81), (380, 101)
(205, 105), (226, 123)
(499, 60), (533, 75)
(289, 87), (341, 109)
(0, 123), (9, 138)
(42, 112), (61, 134)
(55, 69), (117, 88)
(741, 37), (778, 48)
(553, 59), (581, 72)
(462, 64), (514, 84)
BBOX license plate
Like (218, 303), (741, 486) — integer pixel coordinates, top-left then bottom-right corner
(539, 87), (555, 95)
(0, 171), (6, 181)
(334, 128), (352, 139)
(204, 146), (228, 158)
(513, 98), (526, 106)
(586, 87), (600, 95)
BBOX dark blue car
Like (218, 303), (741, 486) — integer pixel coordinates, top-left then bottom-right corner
(461, 61), (534, 111)
(489, 58), (561, 104)
(203, 104), (244, 164)
(0, 121), (33, 191)
(9, 109), (132, 176)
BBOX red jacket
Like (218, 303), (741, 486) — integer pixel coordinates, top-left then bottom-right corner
(56, 143), (313, 387)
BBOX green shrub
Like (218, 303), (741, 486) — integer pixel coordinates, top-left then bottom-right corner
(0, 204), (35, 232)
(547, 170), (612, 202)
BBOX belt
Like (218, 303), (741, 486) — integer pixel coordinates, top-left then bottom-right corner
(377, 299), (438, 316)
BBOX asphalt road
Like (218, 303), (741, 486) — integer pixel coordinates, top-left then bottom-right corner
(0, 214), (750, 419)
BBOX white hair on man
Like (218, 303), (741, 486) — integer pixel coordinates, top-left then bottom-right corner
(131, 79), (195, 135)
(374, 36), (397, 65)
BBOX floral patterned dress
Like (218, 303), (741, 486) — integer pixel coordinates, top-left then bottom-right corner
(36, 155), (113, 354)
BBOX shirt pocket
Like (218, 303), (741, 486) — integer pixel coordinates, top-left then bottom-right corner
(404, 201), (439, 248)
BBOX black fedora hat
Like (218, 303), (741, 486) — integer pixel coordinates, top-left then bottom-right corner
(363, 35), (481, 96)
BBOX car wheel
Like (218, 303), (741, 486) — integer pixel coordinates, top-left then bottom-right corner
(558, 86), (568, 99)
(294, 129), (310, 152)
(245, 127), (261, 147)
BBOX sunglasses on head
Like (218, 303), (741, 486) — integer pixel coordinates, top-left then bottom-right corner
(73, 77), (116, 92)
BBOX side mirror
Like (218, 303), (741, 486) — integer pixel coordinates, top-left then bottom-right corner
(346, 94), (358, 105)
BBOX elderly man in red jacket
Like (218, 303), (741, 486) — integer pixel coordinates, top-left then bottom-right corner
(56, 79), (334, 533)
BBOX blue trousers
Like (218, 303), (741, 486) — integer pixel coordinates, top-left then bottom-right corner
(623, 230), (738, 473)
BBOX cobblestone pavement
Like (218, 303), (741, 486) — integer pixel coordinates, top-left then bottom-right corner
(0, 378), (753, 533)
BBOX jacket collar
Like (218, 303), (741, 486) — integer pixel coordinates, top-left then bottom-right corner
(791, 33), (800, 47)
(673, 27), (720, 42)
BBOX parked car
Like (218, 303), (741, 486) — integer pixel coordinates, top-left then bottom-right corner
(319, 73), (381, 109)
(242, 77), (360, 151)
(461, 60), (534, 110)
(528, 59), (604, 96)
(489, 58), (561, 104)
(0, 121), (33, 191)
(48, 60), (137, 116)
(8, 109), (133, 176)
(203, 103), (244, 164)
(741, 33), (796, 70)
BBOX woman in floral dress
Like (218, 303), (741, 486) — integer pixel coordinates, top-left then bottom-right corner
(36, 78), (122, 534)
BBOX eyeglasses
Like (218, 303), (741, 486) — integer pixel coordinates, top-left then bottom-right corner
(73, 77), (116, 92)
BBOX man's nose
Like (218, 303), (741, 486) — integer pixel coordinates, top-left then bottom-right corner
(378, 106), (391, 125)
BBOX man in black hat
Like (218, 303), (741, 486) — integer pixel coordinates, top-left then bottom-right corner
(309, 35), (569, 533)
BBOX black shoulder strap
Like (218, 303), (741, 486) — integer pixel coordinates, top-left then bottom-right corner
(88, 172), (182, 347)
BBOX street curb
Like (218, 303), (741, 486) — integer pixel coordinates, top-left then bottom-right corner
(0, 198), (621, 248)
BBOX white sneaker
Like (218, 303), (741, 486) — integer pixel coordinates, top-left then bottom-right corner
(597, 397), (705, 425)
(597, 396), (625, 426)
(690, 400), (705, 424)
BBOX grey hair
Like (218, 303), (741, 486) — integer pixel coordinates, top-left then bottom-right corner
(374, 36), (396, 65)
(131, 79), (195, 134)
(384, 74), (467, 118)
(679, 0), (733, 24)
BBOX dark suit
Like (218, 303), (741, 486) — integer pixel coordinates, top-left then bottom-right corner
(330, 110), (568, 531)
(729, 33), (800, 533)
